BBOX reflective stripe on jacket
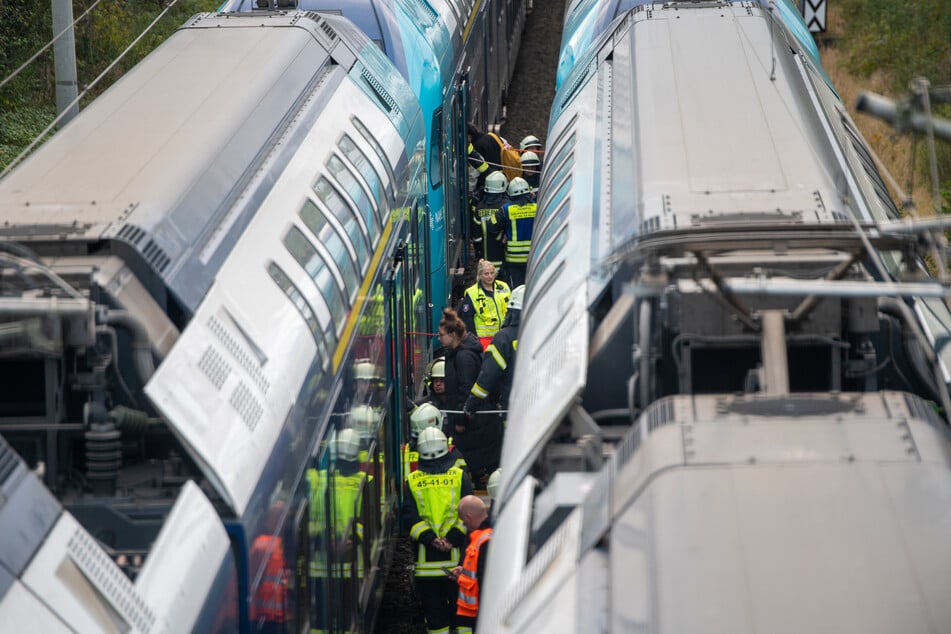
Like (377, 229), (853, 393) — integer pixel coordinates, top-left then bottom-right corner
(457, 527), (493, 617)
(497, 201), (537, 263)
(463, 282), (511, 338)
(408, 467), (466, 576)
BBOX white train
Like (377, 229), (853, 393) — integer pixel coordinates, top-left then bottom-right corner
(482, 3), (951, 633)
(0, 10), (429, 633)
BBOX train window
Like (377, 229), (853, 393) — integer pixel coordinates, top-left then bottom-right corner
(429, 109), (443, 189)
(528, 224), (568, 287)
(522, 260), (567, 333)
(327, 155), (381, 240)
(340, 135), (391, 215)
(300, 200), (360, 301)
(266, 262), (330, 366)
(284, 226), (348, 331)
(539, 176), (573, 228)
(314, 176), (371, 271)
(533, 193), (571, 257)
(351, 117), (396, 203)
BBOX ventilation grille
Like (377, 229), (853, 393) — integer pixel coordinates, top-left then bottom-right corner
(198, 346), (231, 391)
(319, 17), (338, 42)
(557, 61), (591, 115)
(614, 421), (642, 471)
(361, 69), (399, 114)
(117, 224), (170, 273)
(68, 527), (156, 633)
(207, 315), (270, 395)
(230, 382), (264, 433)
(411, 0), (438, 22)
(646, 398), (676, 432)
(501, 510), (579, 622)
(117, 223), (146, 246)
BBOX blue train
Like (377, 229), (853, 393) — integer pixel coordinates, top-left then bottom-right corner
(482, 2), (951, 632)
(223, 0), (527, 328)
(0, 3), (523, 632)
(556, 0), (830, 90)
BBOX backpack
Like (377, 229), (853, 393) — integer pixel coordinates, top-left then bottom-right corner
(488, 133), (522, 181)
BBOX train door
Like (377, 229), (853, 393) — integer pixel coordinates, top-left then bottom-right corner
(447, 79), (472, 281)
(385, 250), (410, 506)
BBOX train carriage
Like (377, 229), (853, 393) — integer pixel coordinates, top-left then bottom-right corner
(223, 0), (529, 327)
(483, 3), (951, 632)
(0, 11), (430, 633)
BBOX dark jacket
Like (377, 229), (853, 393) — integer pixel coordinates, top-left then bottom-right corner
(465, 308), (520, 412)
(471, 132), (502, 173)
(471, 192), (508, 266)
(444, 332), (484, 414)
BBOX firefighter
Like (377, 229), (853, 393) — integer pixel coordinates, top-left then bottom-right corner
(493, 179), (536, 287)
(403, 403), (468, 482)
(520, 150), (541, 197)
(306, 428), (369, 631)
(465, 285), (525, 414)
(458, 259), (511, 350)
(470, 171), (508, 271)
(402, 427), (474, 634)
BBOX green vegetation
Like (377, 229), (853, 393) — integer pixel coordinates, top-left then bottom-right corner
(0, 0), (219, 169)
(835, 0), (951, 206)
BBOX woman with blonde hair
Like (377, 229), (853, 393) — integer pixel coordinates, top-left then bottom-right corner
(458, 259), (511, 350)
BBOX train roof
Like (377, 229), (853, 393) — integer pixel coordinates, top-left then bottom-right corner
(0, 11), (419, 314)
(506, 1), (898, 495)
(557, 0), (828, 90)
(219, 0), (411, 77)
(483, 392), (951, 633)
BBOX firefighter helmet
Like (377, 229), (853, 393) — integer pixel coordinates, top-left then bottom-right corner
(487, 468), (502, 500)
(349, 405), (379, 438)
(335, 428), (361, 462)
(354, 360), (381, 381)
(519, 135), (542, 151)
(417, 426), (449, 460)
(429, 357), (446, 379)
(410, 403), (443, 436)
(485, 170), (508, 194)
(520, 151), (540, 169)
(508, 285), (526, 311)
(507, 177), (530, 198)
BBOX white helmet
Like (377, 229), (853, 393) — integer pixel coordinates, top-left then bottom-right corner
(520, 151), (540, 169)
(417, 426), (449, 460)
(508, 285), (526, 311)
(410, 403), (443, 436)
(487, 468), (502, 500)
(349, 405), (379, 438)
(429, 357), (446, 379)
(334, 428), (361, 462)
(485, 170), (508, 194)
(519, 135), (542, 152)
(354, 360), (381, 381)
(507, 177), (530, 198)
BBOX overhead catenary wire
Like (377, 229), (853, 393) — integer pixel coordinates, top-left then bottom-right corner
(0, 0), (106, 94)
(1, 0), (186, 179)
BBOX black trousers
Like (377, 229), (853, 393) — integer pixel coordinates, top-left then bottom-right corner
(415, 575), (458, 633)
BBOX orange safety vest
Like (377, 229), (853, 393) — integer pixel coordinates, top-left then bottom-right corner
(456, 527), (493, 618)
(249, 535), (288, 623)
